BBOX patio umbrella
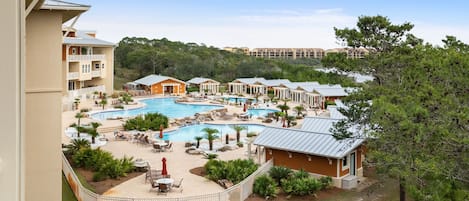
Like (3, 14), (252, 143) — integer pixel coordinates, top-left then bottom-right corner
(282, 118), (286, 128)
(161, 157), (168, 176)
(159, 125), (163, 139)
(243, 103), (247, 112)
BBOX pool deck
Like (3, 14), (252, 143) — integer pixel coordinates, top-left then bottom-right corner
(61, 94), (327, 198)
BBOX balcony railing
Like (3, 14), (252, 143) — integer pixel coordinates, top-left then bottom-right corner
(68, 54), (105, 61)
(91, 70), (101, 77)
(67, 72), (79, 80)
(68, 85), (105, 98)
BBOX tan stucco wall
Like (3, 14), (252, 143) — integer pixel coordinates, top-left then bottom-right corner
(0, 1), (22, 201)
(103, 47), (114, 94)
(25, 10), (63, 201)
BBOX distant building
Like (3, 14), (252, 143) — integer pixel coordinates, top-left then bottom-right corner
(186, 77), (220, 95)
(223, 47), (369, 59)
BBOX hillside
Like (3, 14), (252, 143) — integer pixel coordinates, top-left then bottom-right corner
(114, 37), (357, 89)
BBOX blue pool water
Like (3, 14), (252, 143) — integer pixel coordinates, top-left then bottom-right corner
(161, 123), (266, 142)
(247, 109), (279, 118)
(91, 98), (223, 120)
(225, 97), (256, 104)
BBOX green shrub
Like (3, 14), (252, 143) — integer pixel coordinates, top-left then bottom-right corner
(92, 171), (107, 182)
(69, 123), (77, 127)
(187, 86), (200, 93)
(281, 177), (321, 196)
(72, 148), (95, 168)
(237, 142), (244, 147)
(204, 159), (258, 184)
(292, 169), (310, 179)
(89, 149), (114, 171)
(100, 159), (124, 179)
(246, 132), (257, 137)
(119, 156), (135, 174)
(325, 100), (336, 106)
(269, 166), (292, 184)
(114, 105), (124, 109)
(319, 176), (333, 190)
(123, 112), (169, 131)
(207, 153), (218, 159)
(253, 174), (277, 198)
(111, 92), (119, 99)
(63, 138), (90, 156)
(80, 108), (90, 113)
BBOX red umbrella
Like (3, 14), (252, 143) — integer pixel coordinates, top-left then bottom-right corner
(161, 157), (168, 176)
(243, 103), (247, 112)
(282, 118), (286, 128)
(159, 125), (164, 139)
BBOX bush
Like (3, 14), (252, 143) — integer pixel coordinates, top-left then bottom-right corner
(246, 132), (257, 137)
(92, 171), (107, 182)
(325, 100), (336, 106)
(114, 105), (124, 109)
(207, 153), (218, 159)
(204, 159), (258, 184)
(237, 142), (244, 147)
(187, 86), (200, 93)
(281, 177), (321, 196)
(111, 92), (119, 99)
(80, 108), (90, 113)
(292, 169), (309, 179)
(69, 123), (77, 128)
(319, 176), (333, 190)
(269, 166), (292, 184)
(253, 174), (277, 198)
(100, 159), (124, 179)
(123, 112), (169, 131)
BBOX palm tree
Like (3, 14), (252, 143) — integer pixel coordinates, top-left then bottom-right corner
(63, 138), (90, 156)
(120, 93), (133, 105)
(232, 125), (247, 143)
(286, 116), (296, 127)
(100, 98), (107, 110)
(277, 104), (290, 117)
(194, 136), (203, 148)
(294, 105), (305, 117)
(75, 112), (85, 138)
(202, 128), (219, 151)
(73, 98), (80, 110)
(89, 122), (102, 144)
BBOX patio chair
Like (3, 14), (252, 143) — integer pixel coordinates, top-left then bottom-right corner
(165, 143), (173, 152)
(149, 179), (159, 192)
(171, 178), (183, 193)
(153, 144), (162, 153)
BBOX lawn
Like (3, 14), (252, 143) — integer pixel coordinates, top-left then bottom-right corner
(62, 174), (78, 201)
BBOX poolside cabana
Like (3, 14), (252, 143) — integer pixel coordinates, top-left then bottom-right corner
(254, 124), (365, 189)
(228, 77), (266, 95)
(133, 74), (186, 95)
(186, 77), (220, 95)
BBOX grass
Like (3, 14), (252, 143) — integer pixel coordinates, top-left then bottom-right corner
(62, 174), (78, 201)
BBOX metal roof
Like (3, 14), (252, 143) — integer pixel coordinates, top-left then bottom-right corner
(233, 78), (266, 85)
(281, 82), (319, 89)
(260, 79), (291, 87)
(133, 74), (185, 86)
(328, 106), (347, 119)
(253, 126), (363, 158)
(63, 31), (115, 46)
(40, 0), (90, 22)
(313, 87), (348, 97)
(301, 116), (340, 134)
(186, 77), (220, 85)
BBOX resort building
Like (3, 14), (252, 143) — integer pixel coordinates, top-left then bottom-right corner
(186, 77), (220, 95)
(63, 28), (115, 98)
(1, 0), (90, 200)
(228, 77), (291, 95)
(223, 47), (250, 55)
(131, 74), (186, 95)
(254, 117), (365, 189)
(273, 82), (348, 109)
(325, 47), (369, 59)
(249, 48), (326, 59)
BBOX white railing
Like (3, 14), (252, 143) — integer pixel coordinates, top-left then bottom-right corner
(67, 72), (79, 80)
(91, 70), (101, 77)
(62, 151), (273, 201)
(68, 54), (106, 61)
(68, 85), (105, 98)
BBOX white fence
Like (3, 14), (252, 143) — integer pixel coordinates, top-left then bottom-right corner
(62, 152), (273, 201)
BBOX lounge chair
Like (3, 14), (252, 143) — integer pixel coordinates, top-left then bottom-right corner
(171, 178), (183, 193)
(153, 144), (162, 153)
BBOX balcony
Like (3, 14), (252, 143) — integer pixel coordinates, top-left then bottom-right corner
(67, 72), (79, 80)
(91, 70), (102, 78)
(68, 54), (106, 62)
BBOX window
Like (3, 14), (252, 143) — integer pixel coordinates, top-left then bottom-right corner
(95, 63), (100, 69)
(102, 63), (104, 69)
(71, 48), (77, 55)
(342, 156), (348, 167)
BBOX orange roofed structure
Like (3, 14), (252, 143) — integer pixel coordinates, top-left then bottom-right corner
(132, 74), (186, 95)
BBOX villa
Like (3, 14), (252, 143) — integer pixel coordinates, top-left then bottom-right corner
(131, 74), (186, 95)
(186, 77), (220, 95)
(227, 77), (290, 95)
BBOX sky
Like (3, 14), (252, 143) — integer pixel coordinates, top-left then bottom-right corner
(70, 0), (469, 49)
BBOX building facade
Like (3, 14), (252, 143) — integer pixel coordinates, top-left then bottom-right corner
(186, 77), (220, 95)
(131, 74), (186, 95)
(223, 47), (369, 59)
(1, 0), (90, 200)
(63, 28), (115, 98)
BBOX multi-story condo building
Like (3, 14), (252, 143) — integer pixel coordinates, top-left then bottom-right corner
(224, 47), (369, 59)
(249, 48), (326, 59)
(63, 28), (115, 99)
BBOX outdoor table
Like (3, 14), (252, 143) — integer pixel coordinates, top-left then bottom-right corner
(156, 178), (174, 185)
(154, 142), (168, 147)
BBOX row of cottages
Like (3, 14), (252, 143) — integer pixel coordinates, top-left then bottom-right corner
(228, 77), (291, 95)
(253, 104), (365, 189)
(186, 77), (220, 95)
(273, 82), (349, 109)
(130, 74), (186, 95)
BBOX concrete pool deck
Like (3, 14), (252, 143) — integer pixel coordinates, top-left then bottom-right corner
(61, 94), (327, 198)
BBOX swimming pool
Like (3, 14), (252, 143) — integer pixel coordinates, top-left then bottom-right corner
(225, 97), (257, 104)
(161, 123), (266, 142)
(247, 108), (279, 118)
(90, 98), (223, 120)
